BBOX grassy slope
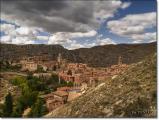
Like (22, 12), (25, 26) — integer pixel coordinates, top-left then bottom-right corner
(46, 53), (157, 118)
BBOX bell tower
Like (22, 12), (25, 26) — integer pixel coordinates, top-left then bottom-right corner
(57, 53), (62, 64)
(58, 73), (61, 84)
(118, 56), (122, 65)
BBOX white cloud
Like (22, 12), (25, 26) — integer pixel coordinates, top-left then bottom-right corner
(36, 36), (49, 41)
(48, 32), (71, 44)
(131, 32), (156, 43)
(94, 1), (122, 19)
(0, 23), (44, 44)
(1, 1), (131, 33)
(107, 12), (156, 42)
(1, 35), (36, 45)
(121, 2), (131, 9)
(149, 39), (157, 43)
(1, 0), (133, 48)
(12, 36), (35, 44)
(145, 32), (156, 42)
(12, 37), (27, 44)
(68, 41), (85, 50)
(93, 1), (131, 22)
(1, 22), (116, 49)
(24, 40), (35, 44)
(0, 35), (12, 43)
(16, 27), (32, 36)
(71, 30), (97, 38)
(107, 12), (156, 36)
(1, 23), (15, 32)
(132, 40), (143, 44)
(1, 23), (43, 35)
(48, 30), (97, 44)
(15, 26), (40, 36)
(97, 38), (116, 45)
(65, 36), (116, 50)
(83, 42), (97, 48)
(66, 40), (103, 50)
(1, 23), (16, 37)
(1, 22), (97, 46)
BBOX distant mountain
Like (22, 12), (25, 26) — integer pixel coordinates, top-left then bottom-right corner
(45, 53), (157, 118)
(0, 42), (157, 67)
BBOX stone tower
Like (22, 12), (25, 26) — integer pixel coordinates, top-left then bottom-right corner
(57, 53), (62, 63)
(58, 73), (61, 84)
(118, 56), (122, 65)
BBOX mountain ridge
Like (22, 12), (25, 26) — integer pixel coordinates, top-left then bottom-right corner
(0, 42), (157, 67)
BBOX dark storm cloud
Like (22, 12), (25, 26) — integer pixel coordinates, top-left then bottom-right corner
(1, 0), (126, 33)
(1, 0), (68, 11)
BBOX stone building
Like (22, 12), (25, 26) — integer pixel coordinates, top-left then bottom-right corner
(33, 73), (52, 79)
(20, 55), (60, 72)
(57, 53), (62, 64)
(21, 61), (38, 71)
(41, 90), (68, 112)
(53, 91), (68, 103)
(46, 99), (64, 112)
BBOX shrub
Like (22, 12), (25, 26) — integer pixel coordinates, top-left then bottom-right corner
(124, 97), (150, 117)
(10, 76), (27, 86)
(3, 92), (13, 117)
(29, 98), (48, 117)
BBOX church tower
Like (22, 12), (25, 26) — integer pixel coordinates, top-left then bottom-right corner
(57, 53), (62, 63)
(118, 56), (122, 65)
(58, 73), (61, 84)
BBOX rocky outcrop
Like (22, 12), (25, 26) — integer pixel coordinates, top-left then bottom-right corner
(0, 77), (21, 103)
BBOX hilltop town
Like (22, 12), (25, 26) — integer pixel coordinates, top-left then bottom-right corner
(0, 0), (157, 118)
(0, 42), (156, 117)
(1, 51), (129, 115)
(46, 53), (157, 118)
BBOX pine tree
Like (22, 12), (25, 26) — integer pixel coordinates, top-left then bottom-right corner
(3, 92), (13, 117)
(67, 69), (72, 75)
(30, 98), (43, 117)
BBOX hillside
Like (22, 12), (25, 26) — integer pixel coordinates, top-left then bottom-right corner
(45, 53), (157, 118)
(0, 42), (156, 67)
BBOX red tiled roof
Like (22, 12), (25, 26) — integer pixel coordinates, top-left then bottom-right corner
(53, 90), (68, 97)
(47, 99), (63, 104)
(57, 87), (71, 91)
(40, 93), (54, 98)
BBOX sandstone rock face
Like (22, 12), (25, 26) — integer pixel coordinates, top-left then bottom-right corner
(45, 53), (157, 118)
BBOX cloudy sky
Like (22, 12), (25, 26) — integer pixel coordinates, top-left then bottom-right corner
(0, 0), (157, 50)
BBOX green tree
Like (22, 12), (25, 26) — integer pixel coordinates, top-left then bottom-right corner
(3, 92), (13, 117)
(49, 74), (59, 83)
(30, 98), (47, 117)
(26, 72), (33, 80)
(67, 81), (74, 87)
(67, 69), (72, 75)
(36, 65), (44, 72)
(53, 65), (57, 71)
(12, 105), (22, 117)
(11, 76), (27, 86)
(5, 61), (10, 69)
(12, 89), (38, 117)
(0, 104), (4, 117)
(27, 76), (47, 91)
